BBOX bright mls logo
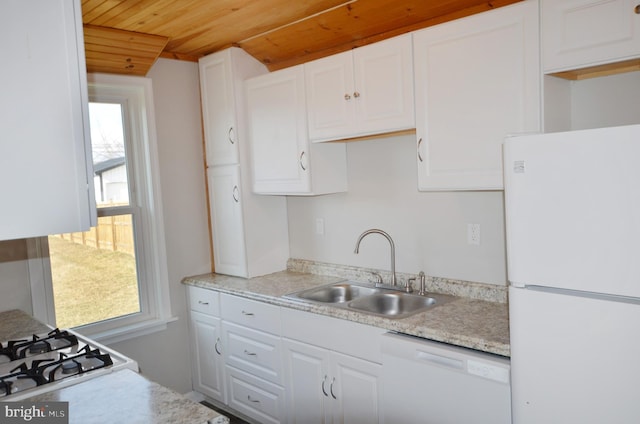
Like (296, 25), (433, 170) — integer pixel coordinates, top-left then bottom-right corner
(1, 402), (68, 424)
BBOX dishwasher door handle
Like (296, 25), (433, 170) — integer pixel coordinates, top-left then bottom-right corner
(416, 350), (464, 370)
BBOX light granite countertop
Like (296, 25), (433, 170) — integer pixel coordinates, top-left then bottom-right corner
(182, 262), (510, 357)
(0, 309), (51, 341)
(23, 369), (227, 424)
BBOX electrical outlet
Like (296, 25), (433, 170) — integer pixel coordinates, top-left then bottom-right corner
(315, 218), (325, 236)
(467, 223), (480, 245)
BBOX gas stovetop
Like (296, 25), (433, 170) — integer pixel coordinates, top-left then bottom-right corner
(0, 328), (138, 401)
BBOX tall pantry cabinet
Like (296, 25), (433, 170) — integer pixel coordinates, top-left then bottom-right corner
(199, 48), (289, 278)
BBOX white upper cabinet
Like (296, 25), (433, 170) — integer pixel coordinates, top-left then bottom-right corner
(0, 0), (95, 241)
(305, 34), (415, 142)
(199, 48), (266, 166)
(542, 0), (640, 73)
(245, 66), (347, 195)
(413, 0), (541, 191)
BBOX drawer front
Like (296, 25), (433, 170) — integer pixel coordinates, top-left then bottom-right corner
(188, 286), (220, 316)
(226, 366), (285, 424)
(223, 321), (282, 384)
(221, 293), (281, 333)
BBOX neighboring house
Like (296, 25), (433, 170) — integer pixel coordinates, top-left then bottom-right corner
(93, 156), (128, 204)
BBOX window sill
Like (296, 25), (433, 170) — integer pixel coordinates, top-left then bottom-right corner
(77, 316), (179, 345)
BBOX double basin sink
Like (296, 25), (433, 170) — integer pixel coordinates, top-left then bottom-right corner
(284, 281), (450, 319)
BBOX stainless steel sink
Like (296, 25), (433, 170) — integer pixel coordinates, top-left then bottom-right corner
(284, 281), (452, 319)
(347, 292), (437, 319)
(284, 282), (381, 304)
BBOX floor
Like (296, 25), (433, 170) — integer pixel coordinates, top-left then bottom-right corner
(201, 401), (250, 424)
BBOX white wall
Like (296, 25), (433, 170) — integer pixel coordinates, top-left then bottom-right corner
(0, 239), (31, 313)
(287, 134), (507, 285)
(108, 58), (210, 393)
(571, 71), (640, 130)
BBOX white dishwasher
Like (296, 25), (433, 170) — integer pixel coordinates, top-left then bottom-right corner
(380, 332), (511, 424)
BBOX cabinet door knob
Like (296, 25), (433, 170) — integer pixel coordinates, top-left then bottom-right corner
(353, 91), (360, 98)
(635, 4), (640, 14)
(344, 93), (351, 101)
(417, 137), (424, 162)
(299, 151), (307, 171)
(228, 126), (235, 144)
(232, 185), (239, 203)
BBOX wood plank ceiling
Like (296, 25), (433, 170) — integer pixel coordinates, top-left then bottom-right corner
(81, 0), (522, 76)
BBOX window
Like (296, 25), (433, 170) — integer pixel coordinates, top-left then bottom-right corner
(28, 74), (172, 343)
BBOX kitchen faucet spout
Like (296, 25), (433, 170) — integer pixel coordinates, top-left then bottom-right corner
(354, 228), (397, 287)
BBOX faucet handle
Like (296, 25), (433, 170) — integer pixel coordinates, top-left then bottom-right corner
(369, 272), (383, 285)
(404, 278), (415, 293)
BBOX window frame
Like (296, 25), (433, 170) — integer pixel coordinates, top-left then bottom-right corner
(28, 73), (173, 344)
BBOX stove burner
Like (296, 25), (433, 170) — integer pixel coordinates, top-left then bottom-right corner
(28, 341), (49, 354)
(61, 361), (79, 375)
(10, 329), (79, 360)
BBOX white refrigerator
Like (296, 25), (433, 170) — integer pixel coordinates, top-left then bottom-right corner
(503, 124), (640, 424)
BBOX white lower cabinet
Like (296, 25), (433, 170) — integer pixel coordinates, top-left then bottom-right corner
(284, 339), (381, 424)
(282, 307), (385, 424)
(220, 294), (286, 423)
(187, 287), (225, 403)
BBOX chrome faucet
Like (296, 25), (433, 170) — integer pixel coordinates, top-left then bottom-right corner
(353, 229), (397, 287)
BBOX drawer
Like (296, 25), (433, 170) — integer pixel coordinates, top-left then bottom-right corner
(221, 293), (281, 334)
(188, 286), (220, 316)
(223, 321), (282, 385)
(226, 365), (285, 424)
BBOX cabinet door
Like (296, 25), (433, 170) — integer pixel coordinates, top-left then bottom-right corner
(542, 0), (640, 72)
(200, 51), (238, 166)
(246, 66), (310, 194)
(330, 352), (381, 424)
(414, 0), (540, 191)
(283, 339), (331, 424)
(0, 0), (94, 240)
(189, 311), (226, 403)
(207, 165), (248, 276)
(353, 34), (415, 137)
(305, 51), (356, 141)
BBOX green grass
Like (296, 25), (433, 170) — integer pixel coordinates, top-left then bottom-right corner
(48, 236), (140, 329)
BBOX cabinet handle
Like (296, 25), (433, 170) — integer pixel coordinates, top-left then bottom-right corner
(243, 349), (257, 356)
(232, 185), (239, 203)
(247, 395), (260, 403)
(321, 375), (329, 397)
(228, 126), (235, 144)
(330, 377), (337, 399)
(214, 337), (222, 355)
(635, 4), (640, 14)
(299, 151), (307, 171)
(241, 310), (254, 316)
(417, 137), (424, 162)
(197, 300), (209, 305)
(344, 93), (351, 100)
(353, 91), (360, 98)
